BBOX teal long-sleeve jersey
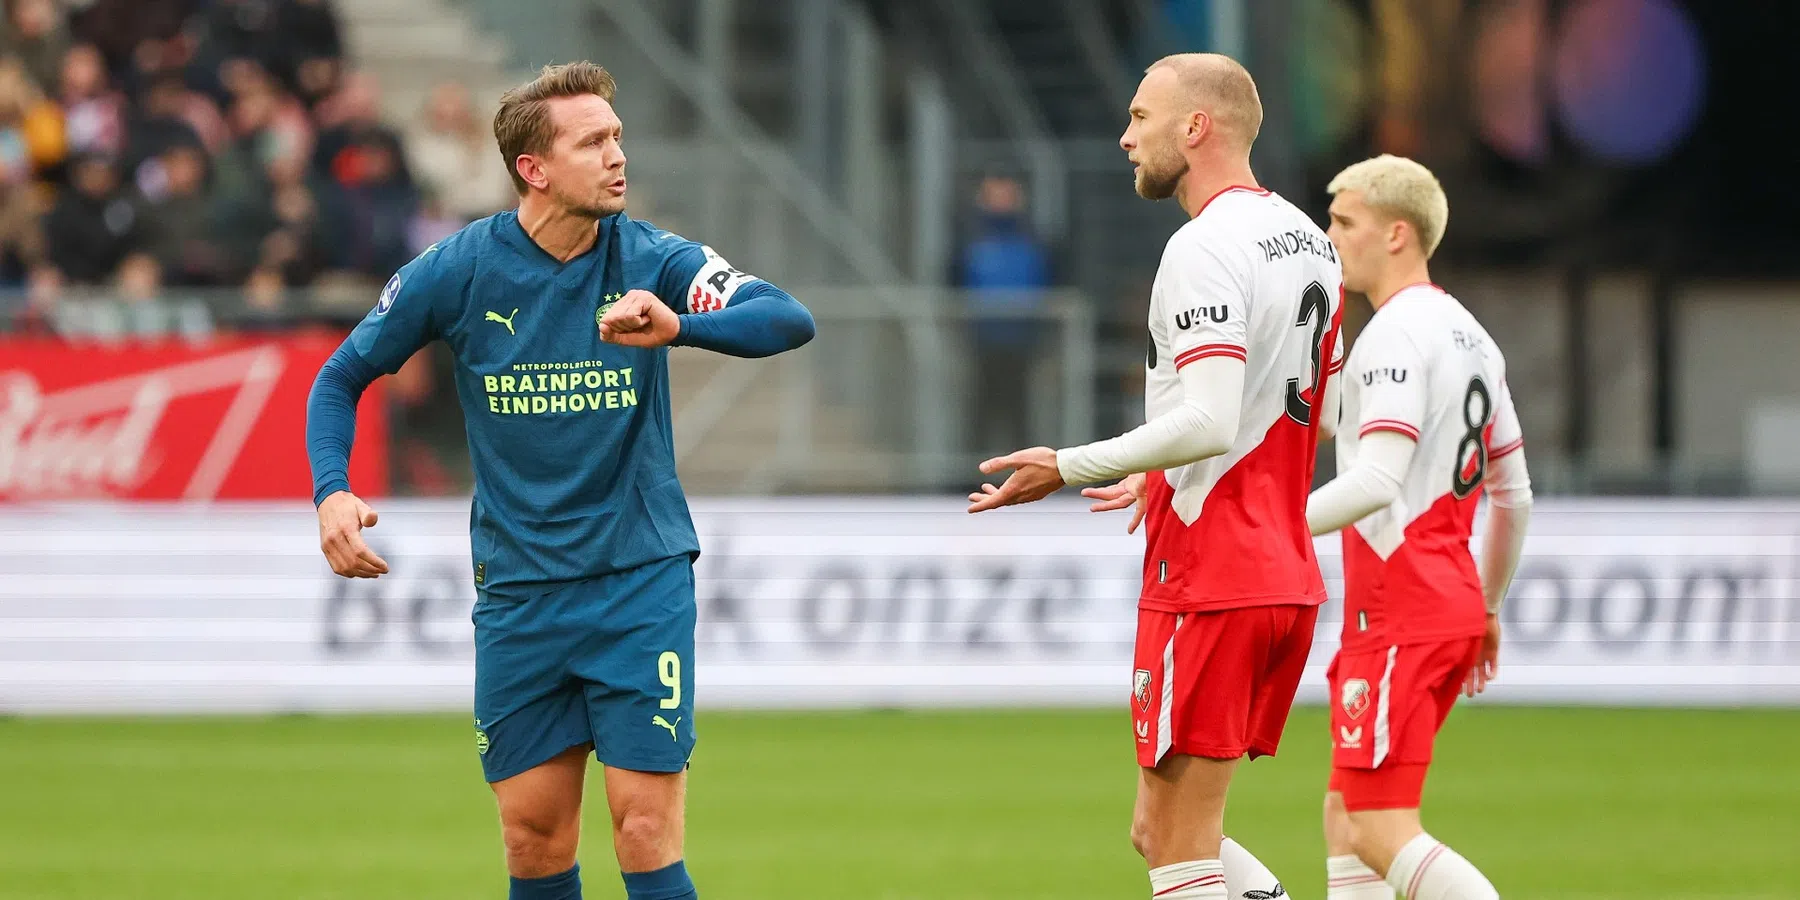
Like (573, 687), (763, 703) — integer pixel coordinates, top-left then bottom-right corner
(306, 210), (815, 598)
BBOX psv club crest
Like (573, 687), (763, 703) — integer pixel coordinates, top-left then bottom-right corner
(1340, 678), (1372, 720)
(1132, 669), (1153, 712)
(596, 292), (622, 328)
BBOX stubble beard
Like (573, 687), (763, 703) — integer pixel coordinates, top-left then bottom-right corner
(556, 181), (627, 220)
(1135, 148), (1187, 201)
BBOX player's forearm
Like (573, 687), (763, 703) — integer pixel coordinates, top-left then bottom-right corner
(1478, 447), (1533, 612)
(1316, 370), (1343, 442)
(1305, 430), (1416, 534)
(1055, 403), (1233, 485)
(674, 283), (816, 358)
(1478, 503), (1530, 613)
(1056, 355), (1243, 485)
(306, 342), (379, 506)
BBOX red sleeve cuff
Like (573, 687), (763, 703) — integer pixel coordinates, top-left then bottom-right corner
(1488, 437), (1524, 459)
(1360, 419), (1421, 441)
(1174, 343), (1247, 369)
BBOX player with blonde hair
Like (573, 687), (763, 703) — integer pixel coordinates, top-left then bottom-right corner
(1310, 154), (1532, 900)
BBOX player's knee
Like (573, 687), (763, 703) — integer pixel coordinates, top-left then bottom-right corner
(501, 805), (578, 865)
(612, 807), (676, 857)
(1345, 812), (1400, 869)
(1128, 815), (1152, 859)
(1349, 824), (1383, 865)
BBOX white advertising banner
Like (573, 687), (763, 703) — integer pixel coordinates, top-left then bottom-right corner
(1, 498), (1796, 712)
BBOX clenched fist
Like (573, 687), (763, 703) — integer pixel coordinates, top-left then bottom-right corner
(599, 289), (681, 349)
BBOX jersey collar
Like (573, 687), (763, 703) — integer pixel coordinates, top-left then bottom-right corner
(1193, 184), (1272, 217)
(496, 210), (618, 267)
(1380, 281), (1447, 305)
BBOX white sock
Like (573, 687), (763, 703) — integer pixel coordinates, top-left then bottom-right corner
(1150, 859), (1228, 899)
(1386, 833), (1498, 900)
(1327, 854), (1394, 899)
(1220, 836), (1287, 898)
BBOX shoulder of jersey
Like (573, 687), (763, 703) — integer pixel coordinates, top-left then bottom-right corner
(1356, 297), (1434, 353)
(374, 218), (482, 318)
(1376, 286), (1493, 357)
(403, 218), (483, 277)
(616, 215), (701, 254)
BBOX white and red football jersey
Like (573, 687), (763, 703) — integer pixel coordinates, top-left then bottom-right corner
(1139, 186), (1344, 613)
(1335, 283), (1524, 650)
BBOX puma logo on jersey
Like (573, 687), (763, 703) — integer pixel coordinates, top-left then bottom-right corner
(1174, 305), (1230, 329)
(1362, 367), (1408, 386)
(486, 308), (520, 335)
(651, 715), (681, 741)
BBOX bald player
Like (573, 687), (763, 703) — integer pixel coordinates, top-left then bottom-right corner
(970, 54), (1344, 900)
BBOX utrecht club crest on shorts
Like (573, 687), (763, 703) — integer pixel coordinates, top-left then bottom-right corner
(1133, 668), (1153, 712)
(1341, 677), (1371, 720)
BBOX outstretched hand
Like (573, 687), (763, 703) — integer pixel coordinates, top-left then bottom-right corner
(1080, 472), (1147, 533)
(599, 289), (681, 348)
(967, 447), (1065, 513)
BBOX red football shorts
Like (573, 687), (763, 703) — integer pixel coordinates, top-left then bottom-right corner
(1130, 604), (1318, 767)
(1327, 637), (1483, 811)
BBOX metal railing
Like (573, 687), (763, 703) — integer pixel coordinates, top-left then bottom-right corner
(585, 0), (908, 288)
(667, 287), (1099, 494)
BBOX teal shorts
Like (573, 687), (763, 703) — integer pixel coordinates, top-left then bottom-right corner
(471, 555), (697, 782)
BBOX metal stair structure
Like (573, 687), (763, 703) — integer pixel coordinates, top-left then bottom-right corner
(336, 0), (523, 126)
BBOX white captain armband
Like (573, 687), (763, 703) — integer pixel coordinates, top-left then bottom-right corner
(686, 246), (761, 313)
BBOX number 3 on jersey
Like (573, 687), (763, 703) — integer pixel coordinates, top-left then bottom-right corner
(1284, 281), (1332, 425)
(1453, 376), (1492, 498)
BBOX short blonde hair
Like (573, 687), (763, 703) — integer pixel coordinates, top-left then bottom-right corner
(1327, 154), (1449, 257)
(1146, 53), (1263, 150)
(493, 62), (619, 194)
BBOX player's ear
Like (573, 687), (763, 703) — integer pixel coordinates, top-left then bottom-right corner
(1385, 217), (1410, 256)
(1184, 110), (1208, 148)
(514, 153), (549, 192)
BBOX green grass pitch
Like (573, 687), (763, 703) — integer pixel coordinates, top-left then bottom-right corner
(2, 707), (1796, 899)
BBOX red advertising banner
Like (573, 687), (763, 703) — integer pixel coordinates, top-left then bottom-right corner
(0, 333), (387, 501)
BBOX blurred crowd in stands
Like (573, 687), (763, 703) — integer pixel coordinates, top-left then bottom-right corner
(0, 0), (517, 329)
